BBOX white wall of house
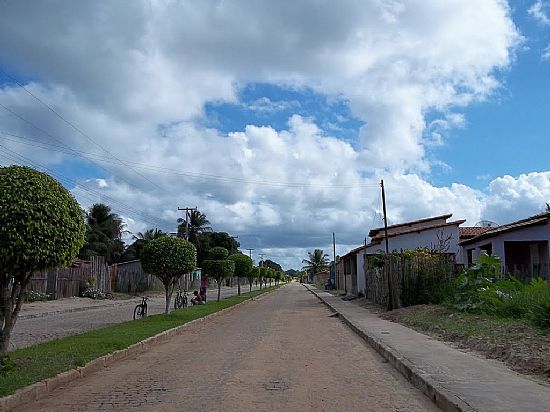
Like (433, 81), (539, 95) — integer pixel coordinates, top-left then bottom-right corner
(365, 225), (463, 263)
(461, 223), (550, 268)
(356, 252), (366, 296)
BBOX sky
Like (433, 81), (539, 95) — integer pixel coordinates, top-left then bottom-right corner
(0, 0), (549, 269)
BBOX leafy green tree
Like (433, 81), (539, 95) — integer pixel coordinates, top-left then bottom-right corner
(195, 231), (240, 266)
(302, 249), (329, 275)
(285, 268), (299, 279)
(228, 253), (253, 296)
(0, 166), (85, 359)
(259, 266), (268, 289)
(203, 247), (235, 301)
(262, 259), (283, 272)
(247, 266), (260, 293)
(141, 237), (196, 314)
(79, 203), (125, 264)
(121, 228), (165, 262)
(177, 209), (211, 242)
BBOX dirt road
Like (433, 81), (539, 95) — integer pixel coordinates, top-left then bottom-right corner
(11, 284), (263, 350)
(18, 283), (439, 411)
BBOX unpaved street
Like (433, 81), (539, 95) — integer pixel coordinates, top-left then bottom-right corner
(12, 284), (263, 350)
(18, 283), (439, 411)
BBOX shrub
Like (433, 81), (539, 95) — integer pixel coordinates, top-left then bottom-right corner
(80, 288), (106, 300)
(25, 290), (53, 302)
(532, 302), (550, 329)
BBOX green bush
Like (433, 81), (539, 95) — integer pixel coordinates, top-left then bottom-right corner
(532, 302), (550, 329)
(447, 254), (550, 329)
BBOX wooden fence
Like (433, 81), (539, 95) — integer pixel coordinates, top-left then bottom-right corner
(113, 260), (163, 294)
(365, 253), (457, 309)
(26, 256), (111, 299)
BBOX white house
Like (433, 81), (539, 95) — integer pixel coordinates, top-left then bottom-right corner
(364, 214), (466, 263)
(340, 214), (466, 296)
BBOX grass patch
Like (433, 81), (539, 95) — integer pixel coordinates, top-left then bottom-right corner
(0, 286), (280, 397)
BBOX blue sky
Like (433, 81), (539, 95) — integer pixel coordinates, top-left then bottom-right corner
(1, 1), (549, 268)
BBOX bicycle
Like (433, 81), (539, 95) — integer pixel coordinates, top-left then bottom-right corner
(133, 296), (148, 320)
(174, 290), (188, 309)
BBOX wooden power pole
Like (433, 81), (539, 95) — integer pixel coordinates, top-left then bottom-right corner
(381, 180), (393, 311)
(177, 206), (197, 240)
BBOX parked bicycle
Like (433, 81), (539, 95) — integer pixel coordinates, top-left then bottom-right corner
(174, 290), (188, 309)
(133, 296), (148, 320)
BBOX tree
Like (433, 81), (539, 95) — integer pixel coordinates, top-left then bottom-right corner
(0, 166), (85, 359)
(202, 247), (235, 302)
(228, 253), (253, 296)
(285, 269), (299, 279)
(247, 266), (260, 293)
(302, 249), (329, 275)
(262, 259), (282, 272)
(141, 237), (196, 314)
(259, 266), (268, 289)
(121, 228), (165, 262)
(177, 209), (211, 242)
(195, 231), (240, 266)
(79, 203), (125, 264)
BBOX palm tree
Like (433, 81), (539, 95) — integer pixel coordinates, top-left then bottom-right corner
(79, 203), (125, 264)
(302, 249), (329, 275)
(134, 228), (166, 242)
(177, 210), (211, 243)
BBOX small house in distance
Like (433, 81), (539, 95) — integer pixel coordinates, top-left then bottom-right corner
(459, 212), (550, 280)
(364, 214), (465, 262)
(338, 214), (466, 296)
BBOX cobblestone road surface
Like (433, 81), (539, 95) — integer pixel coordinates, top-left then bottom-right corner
(18, 283), (440, 411)
(11, 284), (264, 350)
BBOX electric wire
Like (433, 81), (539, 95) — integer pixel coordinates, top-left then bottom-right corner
(0, 144), (168, 229)
(0, 131), (381, 189)
(0, 68), (164, 191)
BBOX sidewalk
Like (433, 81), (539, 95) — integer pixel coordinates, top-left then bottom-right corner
(19, 285), (254, 320)
(304, 285), (550, 412)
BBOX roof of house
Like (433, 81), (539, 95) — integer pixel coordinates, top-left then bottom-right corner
(341, 218), (465, 258)
(459, 212), (550, 246)
(459, 227), (493, 239)
(340, 245), (365, 260)
(368, 213), (453, 238)
(370, 219), (465, 241)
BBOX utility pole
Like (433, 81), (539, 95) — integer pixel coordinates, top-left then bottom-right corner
(259, 253), (265, 289)
(332, 232), (336, 290)
(177, 206), (197, 241)
(246, 248), (254, 259)
(381, 180), (393, 311)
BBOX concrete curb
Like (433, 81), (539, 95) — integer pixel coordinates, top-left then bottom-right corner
(0, 286), (282, 412)
(303, 284), (475, 412)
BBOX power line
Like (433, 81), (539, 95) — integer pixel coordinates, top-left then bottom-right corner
(0, 106), (162, 195)
(0, 130), (381, 189)
(0, 144), (168, 229)
(0, 68), (163, 191)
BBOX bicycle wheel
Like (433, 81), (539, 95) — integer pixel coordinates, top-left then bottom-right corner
(183, 295), (188, 308)
(142, 304), (147, 317)
(133, 304), (142, 320)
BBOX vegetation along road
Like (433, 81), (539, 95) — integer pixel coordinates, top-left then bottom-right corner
(11, 284), (264, 351)
(20, 283), (440, 411)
